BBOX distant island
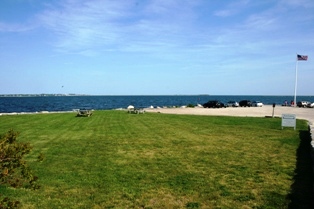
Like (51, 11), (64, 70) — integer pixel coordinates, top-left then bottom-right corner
(0, 94), (88, 97)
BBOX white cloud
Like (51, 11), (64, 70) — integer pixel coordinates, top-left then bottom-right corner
(2, 0), (313, 61)
(37, 0), (133, 52)
(35, 0), (202, 54)
(244, 14), (276, 30)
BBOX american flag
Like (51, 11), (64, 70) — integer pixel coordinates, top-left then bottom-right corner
(297, 54), (308, 61)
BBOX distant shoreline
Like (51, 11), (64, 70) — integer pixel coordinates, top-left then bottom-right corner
(1, 94), (314, 97)
(0, 94), (87, 97)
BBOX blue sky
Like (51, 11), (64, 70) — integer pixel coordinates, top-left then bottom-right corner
(0, 0), (313, 95)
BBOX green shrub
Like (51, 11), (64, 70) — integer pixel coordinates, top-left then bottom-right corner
(187, 104), (195, 108)
(0, 130), (40, 208)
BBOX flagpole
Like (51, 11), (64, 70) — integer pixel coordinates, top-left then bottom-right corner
(293, 56), (298, 107)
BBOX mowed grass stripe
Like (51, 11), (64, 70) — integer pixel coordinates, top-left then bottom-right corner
(0, 110), (307, 208)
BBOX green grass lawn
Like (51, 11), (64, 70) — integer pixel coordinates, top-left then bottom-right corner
(0, 110), (310, 208)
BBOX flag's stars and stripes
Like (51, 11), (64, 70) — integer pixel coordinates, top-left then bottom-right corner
(297, 54), (308, 61)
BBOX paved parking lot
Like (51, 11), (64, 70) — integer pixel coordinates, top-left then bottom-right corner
(145, 105), (314, 124)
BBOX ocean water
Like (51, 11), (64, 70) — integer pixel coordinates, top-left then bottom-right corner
(0, 95), (314, 113)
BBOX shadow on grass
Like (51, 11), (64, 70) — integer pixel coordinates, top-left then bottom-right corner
(288, 130), (314, 209)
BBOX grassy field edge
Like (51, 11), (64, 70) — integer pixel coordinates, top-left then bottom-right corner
(0, 110), (313, 208)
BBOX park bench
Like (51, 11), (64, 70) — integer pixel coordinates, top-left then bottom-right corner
(76, 109), (93, 117)
(128, 108), (145, 114)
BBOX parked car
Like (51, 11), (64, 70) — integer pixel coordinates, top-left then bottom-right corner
(252, 101), (263, 107)
(307, 102), (314, 108)
(226, 101), (239, 107)
(203, 100), (226, 108)
(297, 101), (310, 107)
(239, 100), (252, 107)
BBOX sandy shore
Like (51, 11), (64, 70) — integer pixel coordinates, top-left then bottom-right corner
(145, 105), (314, 124)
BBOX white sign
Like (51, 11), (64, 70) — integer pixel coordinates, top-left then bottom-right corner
(282, 114), (296, 130)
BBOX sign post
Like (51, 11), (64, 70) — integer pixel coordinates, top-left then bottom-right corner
(281, 114), (296, 130)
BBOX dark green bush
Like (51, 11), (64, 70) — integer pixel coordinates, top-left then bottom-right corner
(0, 130), (40, 208)
(187, 104), (195, 108)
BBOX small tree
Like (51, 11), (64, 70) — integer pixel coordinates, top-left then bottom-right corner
(0, 129), (39, 208)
